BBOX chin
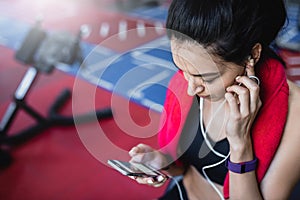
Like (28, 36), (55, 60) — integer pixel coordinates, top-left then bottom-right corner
(201, 95), (225, 102)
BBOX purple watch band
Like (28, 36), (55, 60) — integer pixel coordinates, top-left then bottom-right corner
(225, 157), (258, 174)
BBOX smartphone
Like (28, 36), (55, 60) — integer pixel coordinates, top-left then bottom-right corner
(107, 159), (167, 179)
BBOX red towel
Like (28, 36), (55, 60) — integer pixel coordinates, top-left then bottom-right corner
(158, 58), (289, 198)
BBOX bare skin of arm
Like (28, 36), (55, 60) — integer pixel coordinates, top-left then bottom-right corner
(228, 80), (300, 200)
(183, 81), (300, 200)
(260, 80), (300, 199)
(129, 81), (300, 199)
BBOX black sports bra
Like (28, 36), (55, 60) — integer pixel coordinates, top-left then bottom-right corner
(179, 124), (229, 185)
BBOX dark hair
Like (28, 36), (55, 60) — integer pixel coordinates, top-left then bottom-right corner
(166, 0), (287, 65)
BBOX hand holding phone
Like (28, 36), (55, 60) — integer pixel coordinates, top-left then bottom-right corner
(108, 159), (167, 177)
(107, 159), (168, 185)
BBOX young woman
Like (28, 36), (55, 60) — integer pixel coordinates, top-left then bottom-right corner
(129, 0), (300, 199)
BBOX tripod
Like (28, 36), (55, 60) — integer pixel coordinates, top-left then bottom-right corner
(0, 21), (113, 168)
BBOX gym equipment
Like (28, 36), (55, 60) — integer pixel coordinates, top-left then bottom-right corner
(0, 20), (113, 168)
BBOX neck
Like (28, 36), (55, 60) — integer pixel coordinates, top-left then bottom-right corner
(200, 97), (227, 142)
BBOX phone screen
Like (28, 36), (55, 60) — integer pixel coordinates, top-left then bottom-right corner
(107, 159), (166, 178)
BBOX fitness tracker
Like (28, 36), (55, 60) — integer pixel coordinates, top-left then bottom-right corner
(225, 157), (258, 174)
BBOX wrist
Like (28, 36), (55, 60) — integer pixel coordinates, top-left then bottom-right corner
(226, 156), (258, 174)
(229, 139), (254, 163)
(161, 153), (174, 170)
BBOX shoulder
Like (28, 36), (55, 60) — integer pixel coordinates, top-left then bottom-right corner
(284, 80), (300, 147)
(285, 80), (300, 135)
(260, 80), (300, 199)
(287, 80), (300, 107)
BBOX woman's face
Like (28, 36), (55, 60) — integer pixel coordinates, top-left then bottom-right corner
(170, 40), (245, 102)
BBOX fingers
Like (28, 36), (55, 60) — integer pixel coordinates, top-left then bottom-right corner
(236, 76), (260, 113)
(129, 175), (167, 187)
(225, 76), (260, 116)
(129, 144), (156, 164)
(128, 144), (168, 188)
(129, 147), (140, 157)
(129, 144), (151, 158)
(129, 154), (145, 163)
(129, 144), (152, 155)
(226, 82), (250, 116)
(225, 74), (261, 140)
(224, 92), (241, 118)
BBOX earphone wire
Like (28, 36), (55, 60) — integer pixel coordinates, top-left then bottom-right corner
(199, 97), (230, 200)
(199, 98), (227, 158)
(170, 176), (185, 200)
(201, 153), (230, 200)
(171, 97), (231, 200)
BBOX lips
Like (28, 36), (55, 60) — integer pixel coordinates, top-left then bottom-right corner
(197, 94), (209, 99)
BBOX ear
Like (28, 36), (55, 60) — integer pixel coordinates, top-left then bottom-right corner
(250, 43), (262, 65)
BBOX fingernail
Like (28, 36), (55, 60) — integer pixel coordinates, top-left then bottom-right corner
(129, 147), (137, 155)
(235, 76), (241, 80)
(147, 178), (154, 184)
(156, 175), (165, 182)
(129, 176), (135, 180)
(129, 148), (134, 153)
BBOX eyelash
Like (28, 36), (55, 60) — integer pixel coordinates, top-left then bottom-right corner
(194, 75), (215, 83)
(203, 78), (216, 83)
(176, 66), (216, 83)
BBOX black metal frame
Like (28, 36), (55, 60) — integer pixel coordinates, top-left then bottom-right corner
(0, 66), (113, 146)
(0, 22), (113, 168)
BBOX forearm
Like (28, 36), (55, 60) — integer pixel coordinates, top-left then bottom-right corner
(228, 140), (263, 200)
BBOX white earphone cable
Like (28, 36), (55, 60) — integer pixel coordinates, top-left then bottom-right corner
(199, 97), (230, 200)
(171, 97), (231, 200)
(201, 152), (230, 200)
(171, 176), (185, 200)
(199, 98), (227, 158)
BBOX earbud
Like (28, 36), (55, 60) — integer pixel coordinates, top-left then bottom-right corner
(247, 55), (255, 68)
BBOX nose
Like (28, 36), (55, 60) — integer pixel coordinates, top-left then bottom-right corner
(184, 73), (205, 96)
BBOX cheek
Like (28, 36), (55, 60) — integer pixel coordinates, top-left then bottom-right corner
(206, 79), (234, 97)
(207, 84), (225, 94)
(217, 73), (238, 89)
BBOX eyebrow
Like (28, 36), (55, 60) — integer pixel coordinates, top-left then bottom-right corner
(173, 63), (220, 78)
(191, 72), (219, 78)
